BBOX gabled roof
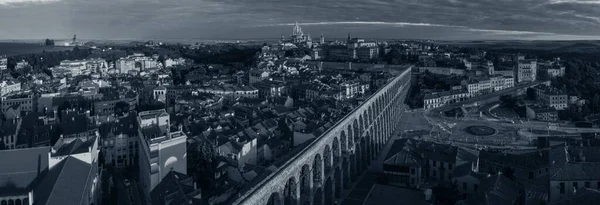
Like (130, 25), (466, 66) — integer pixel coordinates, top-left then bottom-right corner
(151, 171), (203, 205)
(33, 156), (93, 205)
(0, 147), (50, 196)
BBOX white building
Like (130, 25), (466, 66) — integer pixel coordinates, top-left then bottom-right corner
(137, 110), (187, 205)
(0, 80), (21, 96)
(516, 60), (537, 83)
(116, 58), (136, 74)
(0, 56), (7, 71)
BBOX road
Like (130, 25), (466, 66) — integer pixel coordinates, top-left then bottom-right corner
(420, 82), (600, 148)
(429, 81), (540, 113)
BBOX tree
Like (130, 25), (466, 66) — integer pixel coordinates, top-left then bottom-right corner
(188, 139), (218, 195)
(44, 39), (55, 46)
(593, 94), (600, 113)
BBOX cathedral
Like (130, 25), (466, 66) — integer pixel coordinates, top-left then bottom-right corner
(290, 22), (311, 44)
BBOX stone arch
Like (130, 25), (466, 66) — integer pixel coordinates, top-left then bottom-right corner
(313, 154), (323, 187)
(300, 164), (311, 203)
(368, 131), (375, 161)
(366, 107), (372, 126)
(340, 130), (347, 155)
(374, 122), (380, 155)
(332, 137), (340, 166)
(334, 166), (342, 198)
(324, 145), (332, 176)
(268, 192), (282, 205)
(14, 199), (20, 205)
(360, 138), (367, 172)
(352, 120), (359, 143)
(1, 200), (6, 205)
(359, 114), (364, 136)
(325, 178), (334, 205)
(347, 124), (354, 148)
(313, 188), (323, 205)
(342, 158), (350, 189)
(7, 200), (13, 205)
(284, 177), (298, 205)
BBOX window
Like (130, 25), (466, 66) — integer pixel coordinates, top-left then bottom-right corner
(433, 170), (437, 178)
(474, 184), (479, 192)
(573, 182), (578, 191)
(560, 183), (565, 194)
(411, 168), (415, 174)
(463, 182), (467, 190)
(433, 161), (437, 167)
(586, 182), (590, 188)
(449, 164), (453, 170)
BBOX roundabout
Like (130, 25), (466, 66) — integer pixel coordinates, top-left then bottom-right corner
(465, 125), (497, 136)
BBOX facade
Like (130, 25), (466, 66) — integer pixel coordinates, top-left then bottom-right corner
(253, 81), (287, 98)
(99, 114), (139, 168)
(489, 75), (515, 92)
(0, 80), (21, 96)
(357, 47), (379, 60)
(423, 90), (470, 109)
(549, 145), (600, 203)
(197, 85), (259, 99)
(340, 81), (369, 99)
(1, 91), (35, 112)
(419, 67), (466, 76)
(249, 70), (270, 85)
(116, 58), (136, 74)
(534, 84), (568, 110)
(539, 64), (565, 78)
(516, 60), (537, 83)
(0, 118), (21, 150)
(526, 105), (559, 121)
(382, 149), (423, 188)
(137, 109), (187, 205)
(0, 56), (7, 70)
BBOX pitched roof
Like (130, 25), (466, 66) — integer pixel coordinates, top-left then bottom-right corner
(384, 148), (421, 167)
(151, 171), (203, 205)
(458, 174), (521, 205)
(0, 147), (50, 196)
(33, 156), (93, 205)
(363, 184), (429, 205)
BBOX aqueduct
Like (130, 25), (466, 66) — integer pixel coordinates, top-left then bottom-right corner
(232, 68), (412, 205)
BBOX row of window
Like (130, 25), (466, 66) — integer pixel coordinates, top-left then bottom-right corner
(559, 181), (600, 194)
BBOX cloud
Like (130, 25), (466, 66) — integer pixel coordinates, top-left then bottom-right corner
(548, 0), (600, 4)
(255, 21), (466, 28)
(0, 0), (59, 5)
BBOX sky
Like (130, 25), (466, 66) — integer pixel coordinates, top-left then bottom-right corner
(1, 0), (600, 41)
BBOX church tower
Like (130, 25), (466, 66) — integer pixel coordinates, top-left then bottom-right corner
(320, 33), (325, 44)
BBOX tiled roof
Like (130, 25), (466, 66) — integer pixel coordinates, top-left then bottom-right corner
(0, 147), (50, 196)
(33, 156), (93, 205)
(384, 148), (421, 167)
